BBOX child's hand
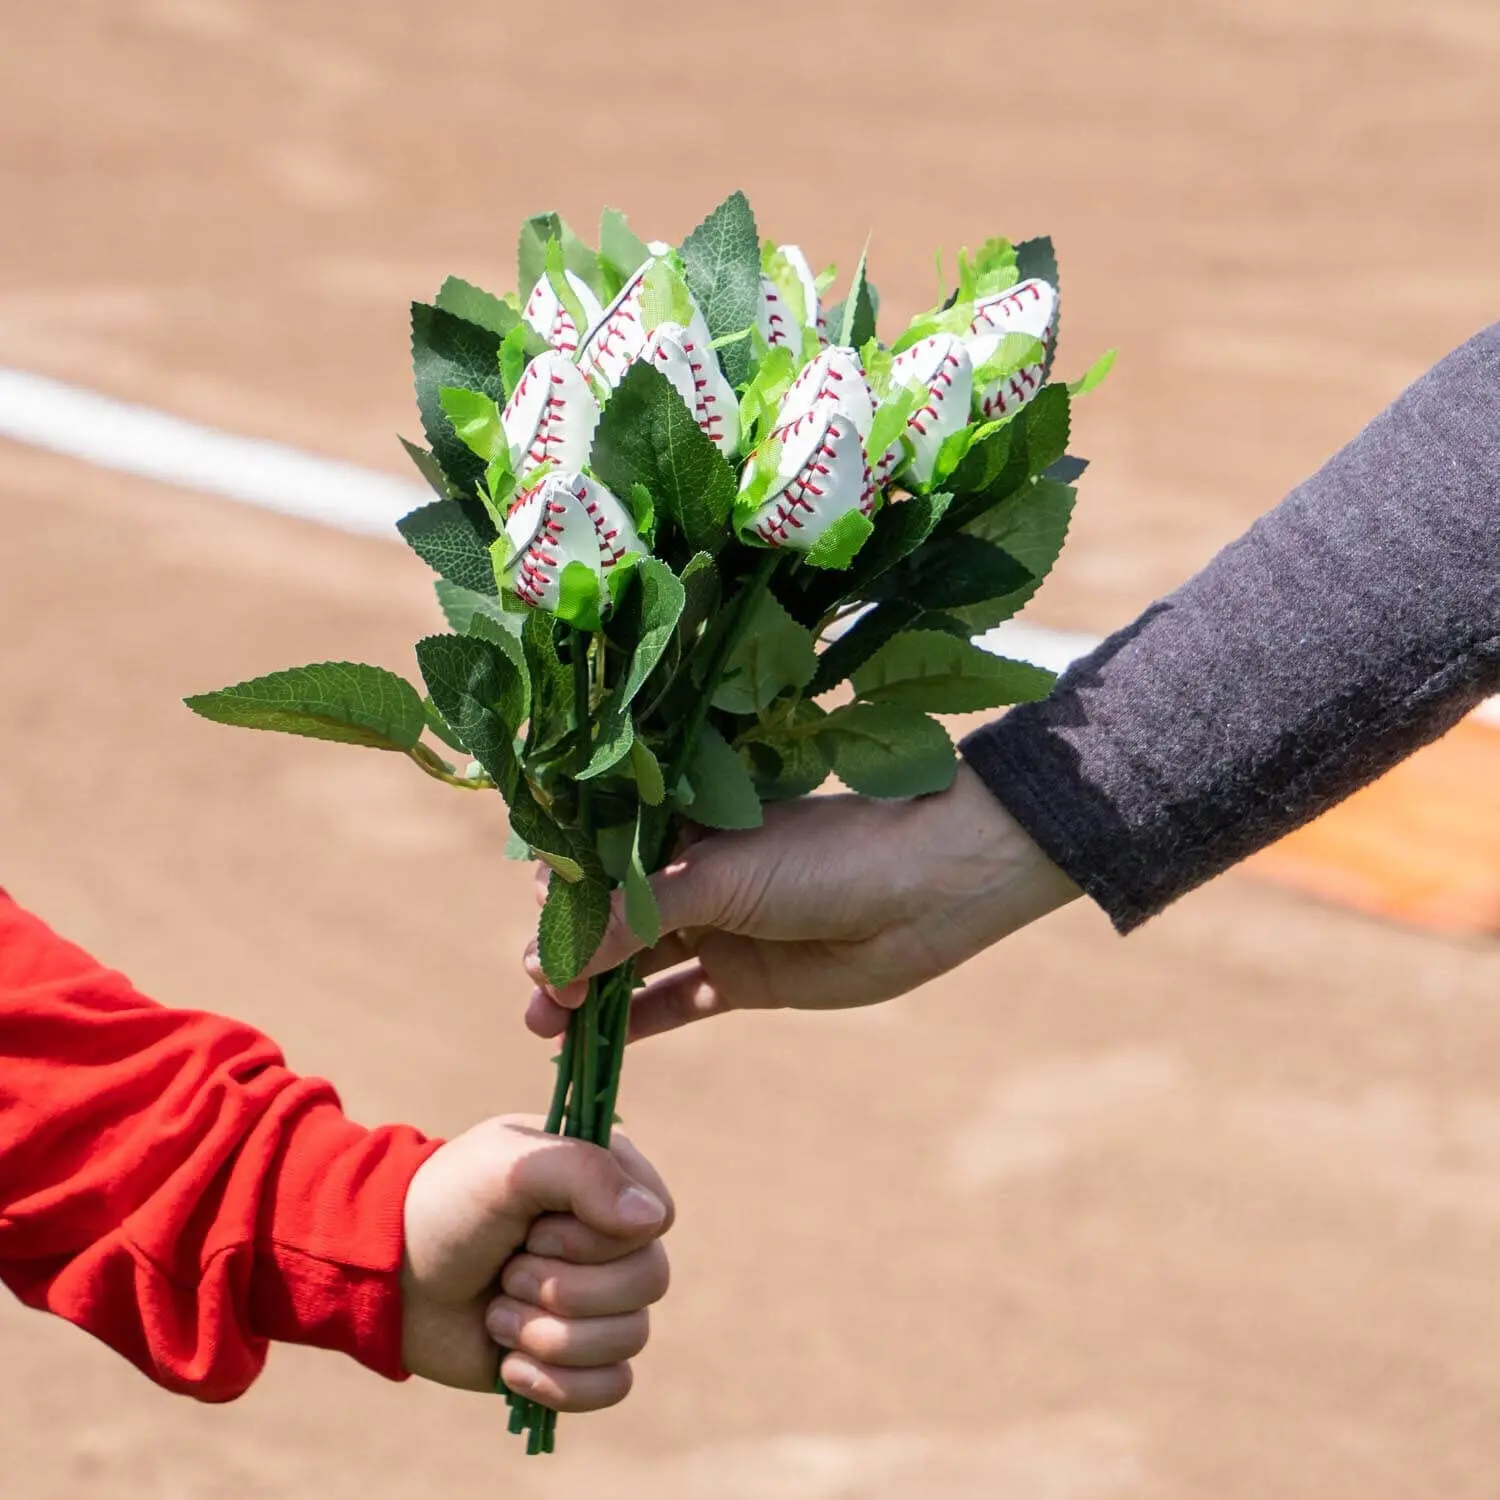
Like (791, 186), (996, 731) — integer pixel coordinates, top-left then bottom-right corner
(400, 1115), (673, 1411)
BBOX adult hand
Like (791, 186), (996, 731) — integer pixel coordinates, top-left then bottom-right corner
(401, 1116), (673, 1410)
(524, 764), (1079, 1042)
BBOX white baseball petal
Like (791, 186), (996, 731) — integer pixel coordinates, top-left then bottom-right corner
(643, 322), (740, 457)
(744, 411), (874, 551)
(758, 244), (824, 350)
(966, 277), (1056, 422)
(775, 345), (877, 444)
(502, 471), (639, 612)
(882, 334), (974, 486)
(500, 350), (600, 481)
(521, 272), (605, 355)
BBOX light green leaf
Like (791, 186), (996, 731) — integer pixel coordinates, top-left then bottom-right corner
(971, 333), (1046, 389)
(499, 323), (531, 401)
(851, 630), (1055, 712)
(435, 276), (520, 337)
(803, 508), (874, 570)
(675, 724), (763, 829)
(1068, 348), (1116, 397)
(438, 386), (505, 462)
(712, 593), (817, 714)
(398, 499), (498, 595)
(186, 662), (427, 751)
(518, 212), (606, 303)
(554, 560), (604, 632)
(639, 257), (696, 332)
(817, 702), (956, 798)
(679, 190), (761, 386)
(545, 238), (593, 353)
(629, 737), (666, 805)
(599, 207), (651, 287)
(866, 383), (922, 465)
(590, 361), (737, 554)
(539, 870), (611, 986)
(624, 813), (661, 947)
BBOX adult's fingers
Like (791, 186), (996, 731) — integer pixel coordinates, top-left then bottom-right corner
(500, 1352), (633, 1413)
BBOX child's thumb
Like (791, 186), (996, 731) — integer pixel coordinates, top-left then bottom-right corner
(512, 1135), (669, 1241)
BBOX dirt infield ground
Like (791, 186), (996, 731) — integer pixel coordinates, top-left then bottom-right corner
(3, 2), (1499, 1496)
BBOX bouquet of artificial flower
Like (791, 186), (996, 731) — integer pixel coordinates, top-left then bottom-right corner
(185, 191), (1111, 1452)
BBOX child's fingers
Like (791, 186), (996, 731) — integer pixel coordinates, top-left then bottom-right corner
(525, 1213), (660, 1265)
(500, 1241), (669, 1318)
(500, 1353), (633, 1413)
(487, 1299), (649, 1368)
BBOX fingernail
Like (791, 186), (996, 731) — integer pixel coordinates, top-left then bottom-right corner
(504, 1354), (540, 1393)
(507, 1269), (540, 1303)
(487, 1305), (521, 1346)
(617, 1184), (666, 1228)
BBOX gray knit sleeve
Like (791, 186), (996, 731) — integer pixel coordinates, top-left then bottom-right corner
(959, 322), (1500, 932)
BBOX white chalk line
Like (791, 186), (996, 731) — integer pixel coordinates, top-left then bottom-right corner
(1, 365), (1495, 729)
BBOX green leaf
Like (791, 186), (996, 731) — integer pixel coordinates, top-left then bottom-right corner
(742, 701), (831, 800)
(499, 323), (531, 401)
(411, 302), (506, 502)
(839, 239), (877, 348)
(803, 509), (874, 570)
(639, 257), (696, 332)
(516, 213), (602, 301)
(870, 533), (1033, 611)
(679, 190), (761, 386)
(950, 479), (1076, 631)
(808, 598), (922, 694)
(554, 560), (604, 632)
(1023, 384), (1071, 477)
(539, 870), (612, 986)
(399, 437), (455, 498)
(416, 634), (526, 777)
(435, 578), (517, 637)
(1069, 348), (1116, 397)
(712, 593), (817, 714)
(422, 694), (468, 753)
(817, 702), (956, 798)
(675, 724), (763, 829)
(865, 384), (922, 468)
(851, 631), (1056, 712)
(628, 738), (666, 805)
(599, 207), (651, 289)
(678, 553), (720, 643)
(624, 814), (661, 947)
(545, 237), (593, 353)
(398, 499), (498, 595)
(590, 361), (737, 553)
(438, 386), (505, 462)
(186, 662), (427, 751)
(1015, 235), (1058, 291)
(521, 611), (574, 758)
(435, 276), (520, 338)
(581, 557), (686, 779)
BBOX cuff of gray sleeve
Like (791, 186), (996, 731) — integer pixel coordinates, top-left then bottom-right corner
(959, 712), (1153, 935)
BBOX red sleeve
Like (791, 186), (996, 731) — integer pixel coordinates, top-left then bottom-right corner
(0, 890), (443, 1401)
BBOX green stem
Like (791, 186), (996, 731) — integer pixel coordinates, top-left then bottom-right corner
(571, 629), (595, 831)
(543, 1024), (575, 1136)
(405, 743), (495, 790)
(654, 552), (778, 867)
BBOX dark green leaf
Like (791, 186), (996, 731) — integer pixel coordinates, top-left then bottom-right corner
(422, 695), (467, 753)
(539, 871), (612, 986)
(742, 701), (830, 800)
(808, 598), (924, 694)
(951, 479), (1077, 631)
(712, 593), (817, 714)
(411, 302), (506, 504)
(1023, 384), (1071, 477)
(185, 662), (427, 752)
(435, 276), (519, 337)
(679, 190), (761, 386)
(582, 558), (686, 779)
(415, 634), (526, 781)
(839, 241), (877, 348)
(817, 702), (956, 798)
(399, 437), (456, 498)
(521, 611), (573, 759)
(435, 578), (518, 636)
(871, 533), (1033, 611)
(590, 361), (737, 554)
(851, 630), (1056, 712)
(398, 499), (498, 595)
(675, 724), (762, 829)
(677, 553), (720, 643)
(1015, 235), (1058, 289)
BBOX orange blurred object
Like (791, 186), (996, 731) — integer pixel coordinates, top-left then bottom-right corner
(1249, 713), (1500, 936)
